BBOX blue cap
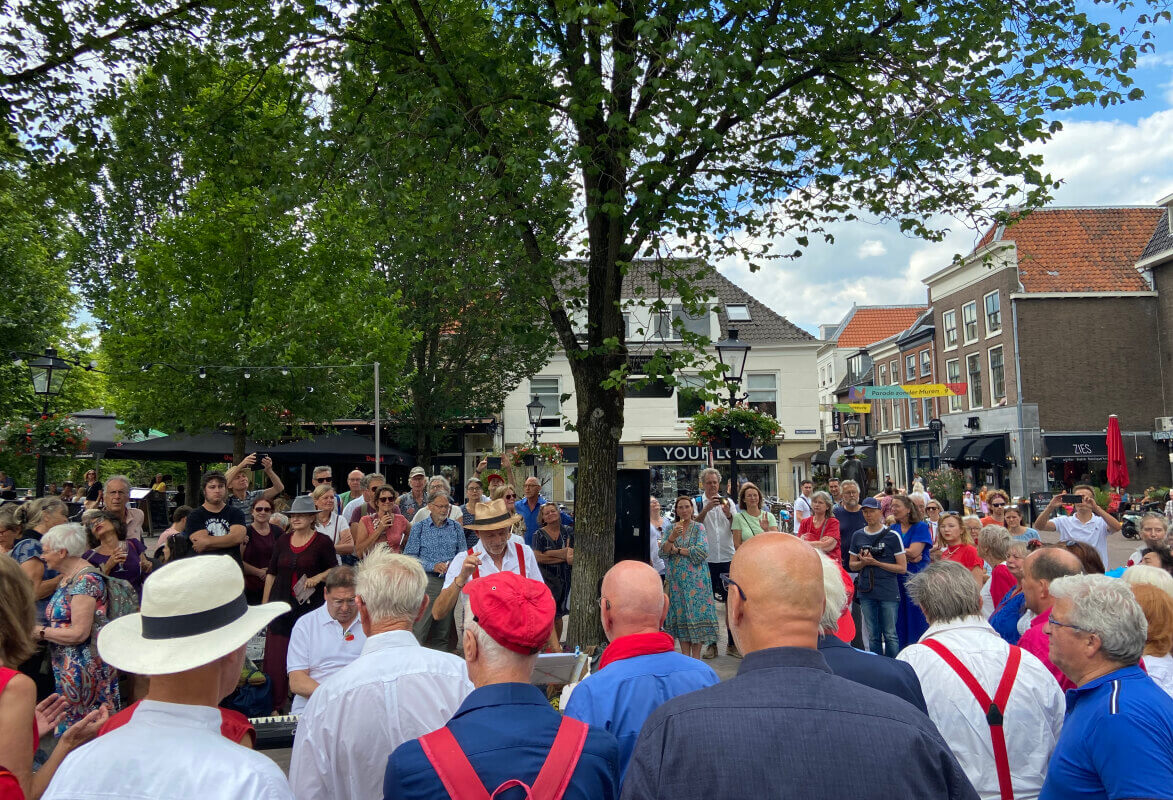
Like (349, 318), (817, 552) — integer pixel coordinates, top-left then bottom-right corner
(860, 497), (882, 510)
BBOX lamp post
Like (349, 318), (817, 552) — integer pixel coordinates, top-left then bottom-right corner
(19, 348), (72, 497)
(526, 395), (544, 478)
(714, 328), (751, 498)
(842, 415), (861, 444)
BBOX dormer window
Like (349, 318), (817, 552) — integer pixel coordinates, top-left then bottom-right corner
(726, 304), (751, 322)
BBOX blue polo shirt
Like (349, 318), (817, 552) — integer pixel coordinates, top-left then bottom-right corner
(1041, 665), (1173, 800)
(563, 646), (720, 782)
(515, 495), (573, 545)
(385, 682), (619, 800)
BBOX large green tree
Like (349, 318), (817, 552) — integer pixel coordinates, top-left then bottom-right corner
(76, 48), (409, 460)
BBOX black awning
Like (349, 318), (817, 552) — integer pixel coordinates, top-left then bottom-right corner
(812, 443), (838, 466)
(1044, 433), (1108, 461)
(941, 434), (1006, 465)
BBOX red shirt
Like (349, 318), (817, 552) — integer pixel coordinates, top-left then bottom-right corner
(989, 563), (1016, 609)
(99, 700), (255, 747)
(797, 515), (841, 564)
(1018, 609), (1077, 692)
(939, 543), (983, 571)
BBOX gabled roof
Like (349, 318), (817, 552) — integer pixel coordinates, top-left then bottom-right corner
(976, 207), (1163, 292)
(1141, 208), (1173, 265)
(835, 306), (927, 349)
(604, 259), (815, 344)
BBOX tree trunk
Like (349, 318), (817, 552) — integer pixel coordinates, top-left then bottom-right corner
(185, 459), (199, 507)
(565, 357), (625, 649)
(232, 419), (247, 464)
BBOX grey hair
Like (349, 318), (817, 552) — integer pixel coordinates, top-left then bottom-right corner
(312, 465), (331, 477)
(40, 523), (88, 557)
(1122, 564), (1173, 599)
(907, 561), (982, 623)
(1050, 574), (1146, 664)
(271, 513), (289, 529)
(324, 565), (357, 591)
(426, 489), (451, 505)
(1008, 540), (1030, 559)
(360, 473), (385, 490)
(1141, 512), (1170, 535)
(104, 475), (131, 491)
(839, 480), (859, 492)
(356, 545), (427, 624)
(809, 491), (833, 511)
(428, 475), (452, 495)
(978, 525), (1011, 564)
(14, 496), (67, 528)
(818, 554), (848, 632)
(699, 468), (722, 483)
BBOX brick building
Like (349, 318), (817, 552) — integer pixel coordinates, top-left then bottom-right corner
(924, 206), (1167, 500)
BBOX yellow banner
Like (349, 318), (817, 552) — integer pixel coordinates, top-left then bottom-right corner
(902, 384), (953, 398)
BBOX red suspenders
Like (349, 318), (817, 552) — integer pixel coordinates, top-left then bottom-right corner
(469, 543), (527, 580)
(922, 638), (1022, 800)
(419, 716), (588, 799)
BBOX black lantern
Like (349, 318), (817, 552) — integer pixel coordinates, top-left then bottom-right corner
(714, 328), (750, 385)
(525, 395), (544, 477)
(842, 415), (862, 442)
(27, 348), (72, 398)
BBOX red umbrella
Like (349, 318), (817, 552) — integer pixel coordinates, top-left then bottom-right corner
(1106, 414), (1130, 490)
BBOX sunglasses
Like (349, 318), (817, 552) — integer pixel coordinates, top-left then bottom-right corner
(991, 503), (1006, 508)
(253, 506), (272, 513)
(926, 506), (941, 511)
(504, 494), (517, 500)
(315, 477), (333, 484)
(378, 497), (396, 503)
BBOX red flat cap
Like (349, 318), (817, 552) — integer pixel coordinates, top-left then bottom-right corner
(463, 571), (554, 654)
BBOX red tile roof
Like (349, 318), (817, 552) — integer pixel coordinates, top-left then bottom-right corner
(836, 307), (927, 349)
(976, 208), (1162, 293)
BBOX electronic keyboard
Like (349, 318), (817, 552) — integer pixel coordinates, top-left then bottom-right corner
(248, 713), (299, 750)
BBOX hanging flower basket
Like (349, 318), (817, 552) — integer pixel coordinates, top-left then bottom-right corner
(1, 415), (91, 457)
(507, 442), (564, 466)
(687, 404), (781, 448)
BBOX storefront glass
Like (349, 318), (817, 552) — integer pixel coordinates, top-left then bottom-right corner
(649, 463), (777, 503)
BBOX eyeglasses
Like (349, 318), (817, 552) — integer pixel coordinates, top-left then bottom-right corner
(253, 506), (272, 513)
(718, 573), (747, 602)
(504, 494), (517, 500)
(314, 477), (333, 484)
(378, 497), (396, 504)
(926, 506), (941, 511)
(1046, 613), (1086, 633)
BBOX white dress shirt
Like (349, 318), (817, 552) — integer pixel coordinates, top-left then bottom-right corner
(1143, 653), (1173, 699)
(289, 629), (473, 800)
(1051, 514), (1112, 568)
(897, 616), (1065, 800)
(286, 603), (367, 714)
(697, 495), (737, 563)
(442, 538), (545, 588)
(43, 700), (292, 800)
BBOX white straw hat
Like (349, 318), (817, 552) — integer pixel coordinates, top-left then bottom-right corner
(98, 555), (290, 675)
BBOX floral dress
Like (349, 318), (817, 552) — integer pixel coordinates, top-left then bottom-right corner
(45, 571), (120, 729)
(661, 522), (719, 645)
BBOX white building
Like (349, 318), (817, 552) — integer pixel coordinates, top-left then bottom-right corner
(490, 261), (821, 503)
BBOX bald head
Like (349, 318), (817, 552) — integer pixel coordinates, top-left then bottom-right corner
(728, 534), (825, 653)
(1022, 546), (1084, 615)
(600, 560), (668, 639)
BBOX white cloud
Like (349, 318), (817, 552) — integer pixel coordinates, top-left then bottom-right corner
(856, 239), (887, 259)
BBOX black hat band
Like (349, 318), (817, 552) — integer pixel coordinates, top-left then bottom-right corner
(140, 592), (249, 640)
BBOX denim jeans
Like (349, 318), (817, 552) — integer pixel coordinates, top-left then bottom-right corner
(860, 597), (900, 657)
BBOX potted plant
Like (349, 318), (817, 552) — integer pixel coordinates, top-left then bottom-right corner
(923, 466), (966, 512)
(687, 404), (781, 448)
(1, 415), (91, 458)
(507, 442), (565, 466)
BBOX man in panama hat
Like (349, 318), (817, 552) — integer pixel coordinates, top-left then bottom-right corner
(43, 556), (293, 800)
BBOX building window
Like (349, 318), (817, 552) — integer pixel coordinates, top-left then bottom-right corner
(989, 346), (1006, 405)
(962, 302), (978, 343)
(905, 354), (916, 382)
(920, 349), (931, 377)
(909, 397), (921, 427)
(922, 397), (933, 423)
(530, 377), (562, 426)
(894, 395), (903, 429)
(747, 373), (778, 418)
(671, 304), (710, 338)
(880, 398), (890, 432)
(943, 310), (958, 349)
(966, 353), (983, 409)
(946, 359), (961, 412)
(889, 360), (898, 386)
(676, 375), (706, 419)
(984, 291), (1001, 335)
(726, 303), (751, 322)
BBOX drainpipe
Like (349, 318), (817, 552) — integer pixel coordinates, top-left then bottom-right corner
(1012, 287), (1027, 499)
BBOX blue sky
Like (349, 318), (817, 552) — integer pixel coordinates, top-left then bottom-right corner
(718, 7), (1173, 336)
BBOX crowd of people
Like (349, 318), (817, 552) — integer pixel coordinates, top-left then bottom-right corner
(2, 458), (1173, 800)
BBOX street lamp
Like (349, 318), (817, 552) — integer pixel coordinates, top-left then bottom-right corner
(842, 415), (862, 444)
(21, 348), (72, 498)
(526, 395), (545, 478)
(714, 328), (751, 498)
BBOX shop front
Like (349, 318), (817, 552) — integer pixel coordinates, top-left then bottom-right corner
(940, 433), (1010, 490)
(643, 443), (780, 502)
(1043, 433), (1108, 492)
(903, 430), (941, 483)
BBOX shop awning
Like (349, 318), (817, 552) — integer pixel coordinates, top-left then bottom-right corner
(940, 434), (1007, 465)
(830, 444), (876, 468)
(265, 431), (413, 465)
(1044, 433), (1108, 461)
(812, 443), (838, 466)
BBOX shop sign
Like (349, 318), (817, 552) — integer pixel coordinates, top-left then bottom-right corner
(649, 444), (778, 463)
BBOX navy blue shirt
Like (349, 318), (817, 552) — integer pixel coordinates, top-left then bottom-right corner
(385, 683), (620, 800)
(833, 505), (867, 572)
(621, 647), (977, 800)
(817, 634), (928, 714)
(849, 527), (905, 602)
(1041, 664), (1173, 800)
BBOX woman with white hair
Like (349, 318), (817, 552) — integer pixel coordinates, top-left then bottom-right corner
(1126, 512), (1170, 567)
(31, 523), (120, 730)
